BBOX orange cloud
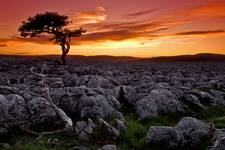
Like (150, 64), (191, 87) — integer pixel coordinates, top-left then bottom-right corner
(71, 30), (147, 45)
(73, 6), (107, 25)
(145, 2), (225, 32)
(0, 35), (52, 47)
(187, 2), (225, 19)
(0, 43), (7, 47)
(2, 27), (225, 48)
(175, 30), (225, 36)
(99, 21), (163, 32)
(124, 9), (157, 17)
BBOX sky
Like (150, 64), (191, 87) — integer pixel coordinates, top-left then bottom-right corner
(0, 0), (225, 57)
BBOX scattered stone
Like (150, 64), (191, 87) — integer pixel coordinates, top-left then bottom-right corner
(70, 146), (90, 150)
(98, 118), (120, 139)
(114, 119), (126, 132)
(182, 94), (204, 109)
(27, 97), (58, 126)
(79, 75), (114, 89)
(74, 119), (96, 141)
(176, 117), (212, 146)
(77, 94), (114, 119)
(146, 117), (214, 149)
(135, 89), (184, 118)
(192, 90), (215, 105)
(146, 126), (182, 149)
(6, 94), (27, 120)
(0, 128), (8, 135)
(97, 144), (117, 150)
(210, 137), (225, 150)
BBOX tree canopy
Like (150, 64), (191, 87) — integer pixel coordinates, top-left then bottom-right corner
(19, 12), (86, 65)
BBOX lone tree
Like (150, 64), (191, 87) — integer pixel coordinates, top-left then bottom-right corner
(19, 12), (86, 65)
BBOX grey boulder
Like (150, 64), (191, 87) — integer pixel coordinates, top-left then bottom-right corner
(135, 89), (184, 119)
(146, 117), (213, 149)
(79, 75), (114, 89)
(146, 126), (182, 149)
(0, 94), (27, 128)
(59, 93), (115, 119)
(27, 97), (58, 126)
(74, 119), (96, 141)
(182, 94), (204, 109)
(97, 145), (117, 150)
(176, 117), (212, 146)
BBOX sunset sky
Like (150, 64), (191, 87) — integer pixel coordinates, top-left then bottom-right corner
(0, 0), (225, 57)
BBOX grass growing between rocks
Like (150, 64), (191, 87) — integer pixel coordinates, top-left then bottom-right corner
(1, 106), (225, 150)
(185, 106), (225, 128)
(0, 130), (89, 150)
(117, 105), (225, 150)
(117, 104), (184, 150)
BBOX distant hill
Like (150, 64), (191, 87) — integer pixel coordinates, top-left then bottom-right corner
(66, 55), (139, 62)
(139, 53), (225, 62)
(40, 55), (139, 63)
(1, 53), (225, 63)
(0, 54), (139, 63)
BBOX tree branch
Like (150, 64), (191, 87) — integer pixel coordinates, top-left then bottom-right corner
(30, 64), (73, 131)
(43, 85), (73, 130)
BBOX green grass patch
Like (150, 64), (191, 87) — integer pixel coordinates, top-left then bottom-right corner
(185, 106), (225, 121)
(208, 116), (225, 128)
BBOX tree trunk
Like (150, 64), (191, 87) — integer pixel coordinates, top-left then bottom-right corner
(61, 46), (69, 65)
(61, 51), (67, 65)
(59, 37), (71, 65)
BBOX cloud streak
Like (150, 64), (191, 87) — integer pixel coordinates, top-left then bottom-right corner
(175, 30), (225, 36)
(73, 6), (107, 25)
(0, 43), (7, 47)
(71, 30), (156, 45)
(124, 9), (157, 17)
(187, 2), (225, 19)
(5, 28), (225, 47)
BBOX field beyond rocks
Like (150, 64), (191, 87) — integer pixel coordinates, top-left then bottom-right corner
(1, 55), (225, 150)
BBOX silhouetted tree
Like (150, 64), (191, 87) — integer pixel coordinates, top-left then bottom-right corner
(19, 12), (86, 65)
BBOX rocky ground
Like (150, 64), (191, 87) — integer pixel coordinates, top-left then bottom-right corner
(0, 56), (225, 150)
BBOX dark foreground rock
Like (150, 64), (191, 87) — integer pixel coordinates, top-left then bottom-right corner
(136, 89), (184, 119)
(146, 117), (214, 149)
(209, 129), (225, 150)
(97, 145), (117, 150)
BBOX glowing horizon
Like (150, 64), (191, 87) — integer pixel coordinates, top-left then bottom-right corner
(1, 0), (225, 57)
